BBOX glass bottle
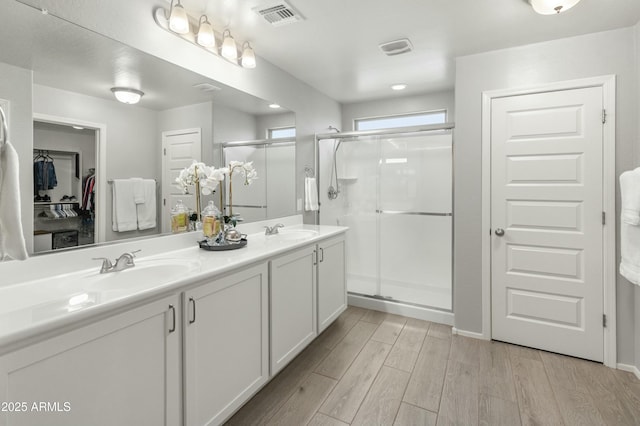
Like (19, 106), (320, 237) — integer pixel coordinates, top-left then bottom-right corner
(201, 201), (221, 238)
(171, 200), (189, 233)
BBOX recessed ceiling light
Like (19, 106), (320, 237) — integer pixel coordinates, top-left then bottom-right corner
(269, 103), (281, 109)
(391, 84), (407, 91)
(72, 126), (84, 130)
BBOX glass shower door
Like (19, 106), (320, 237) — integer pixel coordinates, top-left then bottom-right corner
(378, 131), (452, 310)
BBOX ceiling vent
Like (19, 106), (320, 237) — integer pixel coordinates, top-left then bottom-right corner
(193, 83), (222, 92)
(252, 1), (305, 27)
(379, 38), (413, 56)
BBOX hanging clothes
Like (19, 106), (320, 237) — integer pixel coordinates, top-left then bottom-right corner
(82, 174), (96, 211)
(33, 154), (57, 193)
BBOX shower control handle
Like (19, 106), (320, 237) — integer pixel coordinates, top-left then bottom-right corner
(495, 228), (505, 237)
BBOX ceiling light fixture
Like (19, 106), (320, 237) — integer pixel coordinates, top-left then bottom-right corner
(241, 42), (257, 69)
(196, 15), (216, 48)
(72, 126), (84, 130)
(221, 30), (238, 62)
(111, 87), (144, 105)
(391, 84), (407, 91)
(269, 103), (281, 109)
(529, 0), (581, 14)
(168, 0), (189, 34)
(153, 6), (257, 69)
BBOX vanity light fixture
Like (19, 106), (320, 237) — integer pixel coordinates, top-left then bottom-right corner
(196, 15), (216, 48)
(168, 0), (189, 34)
(241, 42), (257, 69)
(269, 103), (281, 109)
(111, 87), (144, 105)
(529, 0), (581, 14)
(221, 30), (238, 62)
(391, 83), (407, 91)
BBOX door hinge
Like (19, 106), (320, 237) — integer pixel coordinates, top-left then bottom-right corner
(163, 148), (167, 155)
(163, 198), (166, 206)
(602, 211), (605, 225)
(602, 109), (607, 124)
(603, 314), (607, 328)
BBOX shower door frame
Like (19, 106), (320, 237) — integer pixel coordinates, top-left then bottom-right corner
(315, 123), (455, 320)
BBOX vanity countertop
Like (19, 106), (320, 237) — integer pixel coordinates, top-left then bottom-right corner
(0, 224), (347, 354)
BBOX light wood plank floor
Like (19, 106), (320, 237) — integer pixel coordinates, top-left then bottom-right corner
(227, 307), (640, 426)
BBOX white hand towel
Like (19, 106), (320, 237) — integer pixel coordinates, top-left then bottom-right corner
(136, 179), (157, 230)
(0, 141), (28, 260)
(131, 177), (146, 204)
(620, 221), (640, 286)
(112, 179), (138, 232)
(304, 177), (319, 211)
(620, 168), (640, 225)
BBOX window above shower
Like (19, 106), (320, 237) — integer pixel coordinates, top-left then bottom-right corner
(354, 110), (447, 131)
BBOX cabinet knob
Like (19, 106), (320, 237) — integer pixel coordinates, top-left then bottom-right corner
(495, 228), (505, 237)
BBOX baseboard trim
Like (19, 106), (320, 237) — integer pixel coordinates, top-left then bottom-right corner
(617, 363), (640, 380)
(452, 327), (490, 341)
(347, 294), (454, 326)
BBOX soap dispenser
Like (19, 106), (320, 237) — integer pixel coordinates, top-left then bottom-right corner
(171, 200), (189, 233)
(202, 201), (221, 238)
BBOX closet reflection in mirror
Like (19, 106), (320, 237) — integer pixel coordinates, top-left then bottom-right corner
(0, 1), (296, 255)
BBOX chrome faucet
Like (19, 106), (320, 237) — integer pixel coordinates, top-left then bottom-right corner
(264, 223), (285, 235)
(93, 250), (141, 274)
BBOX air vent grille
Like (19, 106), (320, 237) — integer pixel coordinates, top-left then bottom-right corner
(253, 1), (305, 27)
(379, 38), (413, 56)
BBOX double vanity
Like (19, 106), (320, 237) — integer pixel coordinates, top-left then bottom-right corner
(0, 218), (347, 426)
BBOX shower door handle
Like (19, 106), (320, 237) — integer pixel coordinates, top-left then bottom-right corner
(494, 228), (505, 237)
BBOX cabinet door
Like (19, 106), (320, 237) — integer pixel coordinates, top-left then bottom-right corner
(183, 263), (269, 426)
(0, 294), (181, 426)
(270, 244), (317, 375)
(318, 235), (347, 332)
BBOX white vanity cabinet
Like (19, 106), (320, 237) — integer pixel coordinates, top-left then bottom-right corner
(269, 244), (317, 375)
(0, 294), (181, 426)
(317, 235), (347, 333)
(183, 262), (269, 426)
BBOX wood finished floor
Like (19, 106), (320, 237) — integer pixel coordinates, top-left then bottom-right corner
(226, 307), (640, 426)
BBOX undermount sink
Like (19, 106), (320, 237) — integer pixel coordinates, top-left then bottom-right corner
(268, 229), (319, 242)
(85, 259), (200, 291)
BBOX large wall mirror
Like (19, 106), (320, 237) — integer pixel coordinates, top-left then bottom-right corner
(0, 0), (296, 256)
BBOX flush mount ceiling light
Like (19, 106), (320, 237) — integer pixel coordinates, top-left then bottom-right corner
(221, 30), (238, 62)
(529, 0), (581, 14)
(153, 6), (257, 69)
(196, 15), (216, 48)
(168, 0), (189, 34)
(111, 87), (144, 105)
(269, 103), (281, 109)
(391, 84), (407, 91)
(241, 42), (257, 69)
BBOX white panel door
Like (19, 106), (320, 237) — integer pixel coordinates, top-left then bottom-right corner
(161, 128), (201, 233)
(491, 87), (604, 362)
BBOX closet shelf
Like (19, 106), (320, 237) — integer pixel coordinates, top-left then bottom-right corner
(34, 201), (79, 206)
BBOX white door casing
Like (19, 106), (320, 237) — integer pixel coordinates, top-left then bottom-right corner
(481, 76), (616, 366)
(161, 128), (201, 233)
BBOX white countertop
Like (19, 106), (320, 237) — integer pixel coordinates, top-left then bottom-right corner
(0, 223), (347, 354)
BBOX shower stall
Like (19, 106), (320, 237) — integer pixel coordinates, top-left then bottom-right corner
(317, 124), (453, 316)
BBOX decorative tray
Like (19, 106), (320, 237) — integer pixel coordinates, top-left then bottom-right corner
(198, 238), (247, 251)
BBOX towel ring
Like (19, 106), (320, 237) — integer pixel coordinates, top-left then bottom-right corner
(304, 166), (314, 178)
(0, 106), (7, 149)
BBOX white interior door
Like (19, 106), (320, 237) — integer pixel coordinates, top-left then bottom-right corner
(161, 128), (201, 233)
(491, 87), (604, 362)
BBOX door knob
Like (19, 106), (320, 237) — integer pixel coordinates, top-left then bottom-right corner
(495, 228), (505, 237)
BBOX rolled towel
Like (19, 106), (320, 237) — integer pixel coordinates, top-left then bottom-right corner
(620, 168), (640, 225)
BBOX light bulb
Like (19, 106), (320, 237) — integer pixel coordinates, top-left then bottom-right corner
(241, 42), (256, 69)
(197, 15), (216, 48)
(221, 30), (238, 61)
(169, 1), (189, 34)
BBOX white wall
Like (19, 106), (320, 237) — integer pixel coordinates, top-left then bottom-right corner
(341, 90), (455, 131)
(635, 21), (640, 374)
(34, 85), (160, 242)
(454, 27), (638, 364)
(256, 112), (295, 139)
(0, 62), (33, 254)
